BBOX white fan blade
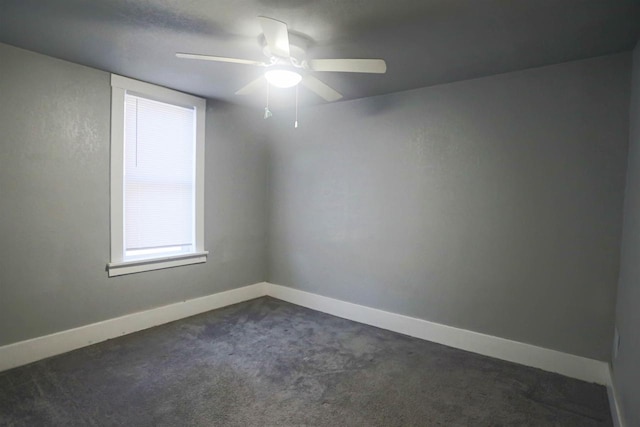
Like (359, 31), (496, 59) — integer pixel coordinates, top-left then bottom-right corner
(258, 16), (290, 58)
(309, 59), (387, 74)
(301, 75), (343, 102)
(176, 53), (266, 66)
(235, 77), (266, 95)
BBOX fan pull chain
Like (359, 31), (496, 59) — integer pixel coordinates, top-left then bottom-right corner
(264, 82), (272, 119)
(294, 84), (299, 129)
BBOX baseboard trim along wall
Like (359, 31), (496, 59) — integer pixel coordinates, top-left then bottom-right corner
(0, 282), (267, 372)
(607, 367), (626, 427)
(0, 281), (610, 388)
(265, 284), (610, 386)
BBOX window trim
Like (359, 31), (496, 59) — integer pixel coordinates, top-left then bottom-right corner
(107, 74), (207, 277)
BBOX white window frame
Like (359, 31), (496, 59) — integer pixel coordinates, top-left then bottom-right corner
(107, 74), (207, 277)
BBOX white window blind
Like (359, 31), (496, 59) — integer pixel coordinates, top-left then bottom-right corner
(123, 94), (196, 258)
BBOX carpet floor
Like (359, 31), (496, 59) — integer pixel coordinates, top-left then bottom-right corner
(0, 296), (612, 426)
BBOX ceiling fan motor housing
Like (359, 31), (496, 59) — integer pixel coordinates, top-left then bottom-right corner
(261, 32), (310, 68)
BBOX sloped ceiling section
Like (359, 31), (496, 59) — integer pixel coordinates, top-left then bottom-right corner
(1, 0), (639, 107)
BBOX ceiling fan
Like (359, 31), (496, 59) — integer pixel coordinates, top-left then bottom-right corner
(176, 16), (387, 103)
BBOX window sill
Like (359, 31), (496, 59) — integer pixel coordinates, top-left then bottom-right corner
(107, 251), (208, 277)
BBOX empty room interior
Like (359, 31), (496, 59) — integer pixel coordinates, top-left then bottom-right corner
(1, 1), (640, 426)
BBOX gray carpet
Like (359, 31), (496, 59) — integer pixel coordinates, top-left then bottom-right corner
(0, 297), (611, 426)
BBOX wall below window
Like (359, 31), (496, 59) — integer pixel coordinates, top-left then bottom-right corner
(0, 42), (268, 347)
(268, 53), (631, 362)
(613, 40), (640, 426)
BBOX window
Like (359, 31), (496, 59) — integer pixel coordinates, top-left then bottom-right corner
(107, 75), (206, 277)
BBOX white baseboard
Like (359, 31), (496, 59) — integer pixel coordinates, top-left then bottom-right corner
(607, 366), (626, 427)
(0, 282), (267, 372)
(265, 283), (610, 385)
(0, 281), (610, 388)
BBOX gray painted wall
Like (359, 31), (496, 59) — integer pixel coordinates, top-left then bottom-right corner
(0, 43), (268, 346)
(268, 53), (630, 361)
(613, 41), (640, 426)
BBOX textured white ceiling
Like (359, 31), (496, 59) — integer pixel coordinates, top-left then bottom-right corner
(1, 0), (638, 107)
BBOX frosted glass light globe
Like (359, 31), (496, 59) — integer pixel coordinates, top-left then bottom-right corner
(265, 69), (302, 88)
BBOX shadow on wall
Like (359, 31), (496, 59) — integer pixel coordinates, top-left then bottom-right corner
(358, 93), (402, 116)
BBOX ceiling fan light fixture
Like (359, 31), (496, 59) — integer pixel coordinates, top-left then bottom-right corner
(178, 17), (384, 102)
(265, 69), (302, 88)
